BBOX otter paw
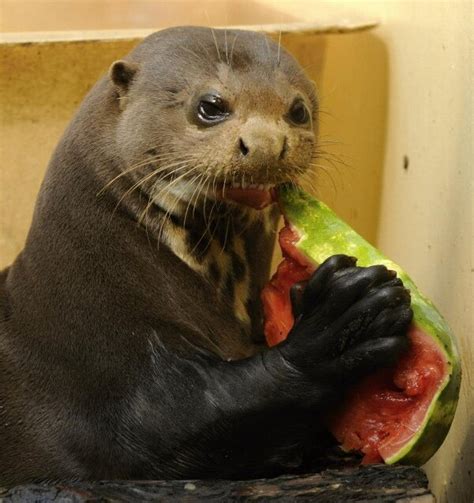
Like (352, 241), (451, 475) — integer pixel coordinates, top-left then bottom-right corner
(280, 255), (412, 381)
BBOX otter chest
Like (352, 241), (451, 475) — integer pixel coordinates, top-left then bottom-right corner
(158, 203), (277, 329)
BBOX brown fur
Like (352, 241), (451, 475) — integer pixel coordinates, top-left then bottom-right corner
(0, 27), (412, 484)
(0, 27), (319, 483)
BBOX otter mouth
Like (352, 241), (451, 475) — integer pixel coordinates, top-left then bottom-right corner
(217, 183), (276, 210)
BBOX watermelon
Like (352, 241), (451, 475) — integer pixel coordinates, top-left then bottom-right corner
(261, 185), (461, 466)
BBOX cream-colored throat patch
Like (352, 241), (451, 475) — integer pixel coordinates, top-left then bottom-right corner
(158, 200), (276, 327)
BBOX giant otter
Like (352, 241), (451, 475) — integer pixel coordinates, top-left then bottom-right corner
(0, 27), (411, 484)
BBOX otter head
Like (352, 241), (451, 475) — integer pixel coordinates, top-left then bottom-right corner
(108, 26), (318, 213)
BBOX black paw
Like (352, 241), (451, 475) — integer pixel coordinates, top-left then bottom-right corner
(280, 254), (413, 383)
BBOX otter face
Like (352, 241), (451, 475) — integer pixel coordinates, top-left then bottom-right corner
(110, 27), (318, 211)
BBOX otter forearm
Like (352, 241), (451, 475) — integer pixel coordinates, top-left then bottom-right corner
(130, 347), (333, 479)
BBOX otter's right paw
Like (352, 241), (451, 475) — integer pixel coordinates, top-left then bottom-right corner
(278, 254), (413, 383)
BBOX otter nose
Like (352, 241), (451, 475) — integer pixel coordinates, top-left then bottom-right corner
(238, 134), (287, 161)
(238, 118), (287, 162)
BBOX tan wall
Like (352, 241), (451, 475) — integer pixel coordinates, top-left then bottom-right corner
(0, 39), (137, 264)
(1, 1), (472, 501)
(0, 0), (300, 32)
(370, 3), (473, 501)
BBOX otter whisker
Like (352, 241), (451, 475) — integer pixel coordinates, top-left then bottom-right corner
(184, 170), (208, 223)
(188, 174), (216, 256)
(221, 170), (228, 199)
(198, 169), (215, 223)
(306, 163), (338, 195)
(202, 175), (218, 231)
(122, 150), (195, 170)
(277, 29), (282, 67)
(179, 45), (207, 64)
(150, 164), (202, 206)
(209, 27), (222, 63)
(201, 178), (224, 254)
(219, 172), (231, 255)
(201, 171), (218, 227)
(193, 38), (213, 62)
(113, 161), (194, 218)
(309, 163), (343, 186)
(309, 158), (345, 182)
(229, 34), (239, 70)
(139, 163), (196, 243)
(186, 167), (205, 210)
(138, 187), (165, 228)
(108, 163), (188, 223)
(315, 145), (348, 159)
(317, 135), (344, 144)
(316, 152), (350, 170)
(160, 176), (194, 222)
(317, 108), (336, 118)
(98, 158), (160, 195)
(314, 149), (346, 162)
(182, 172), (207, 231)
(187, 171), (207, 222)
(316, 146), (350, 166)
(210, 168), (219, 200)
(98, 153), (196, 195)
(224, 28), (229, 65)
(192, 168), (213, 219)
(221, 167), (228, 199)
(156, 171), (203, 245)
(205, 199), (224, 255)
(201, 170), (218, 216)
(298, 171), (320, 196)
(221, 213), (231, 256)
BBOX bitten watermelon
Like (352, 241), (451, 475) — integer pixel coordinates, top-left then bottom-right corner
(262, 185), (461, 466)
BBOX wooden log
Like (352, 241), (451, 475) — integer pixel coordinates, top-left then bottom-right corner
(0, 465), (433, 502)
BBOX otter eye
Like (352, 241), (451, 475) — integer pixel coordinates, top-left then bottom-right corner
(197, 94), (230, 125)
(288, 99), (310, 125)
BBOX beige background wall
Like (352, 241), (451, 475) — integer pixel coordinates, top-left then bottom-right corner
(371, 3), (472, 500)
(261, 2), (473, 501)
(0, 0), (295, 32)
(1, 1), (472, 502)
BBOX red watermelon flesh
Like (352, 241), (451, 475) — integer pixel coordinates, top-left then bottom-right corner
(262, 225), (315, 347)
(261, 223), (447, 464)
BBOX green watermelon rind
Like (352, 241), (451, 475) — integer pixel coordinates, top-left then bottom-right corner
(278, 185), (461, 466)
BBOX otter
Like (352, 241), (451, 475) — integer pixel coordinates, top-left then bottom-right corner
(0, 27), (412, 485)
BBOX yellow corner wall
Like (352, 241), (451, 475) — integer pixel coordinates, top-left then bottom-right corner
(0, 39), (140, 264)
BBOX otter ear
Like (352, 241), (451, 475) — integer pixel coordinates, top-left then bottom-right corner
(109, 60), (138, 96)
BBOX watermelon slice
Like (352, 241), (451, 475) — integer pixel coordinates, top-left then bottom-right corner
(261, 185), (461, 466)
